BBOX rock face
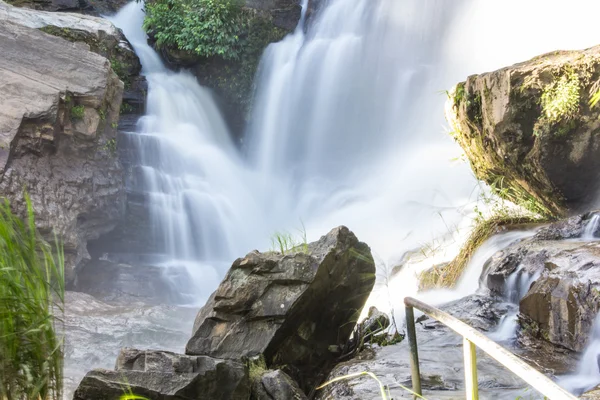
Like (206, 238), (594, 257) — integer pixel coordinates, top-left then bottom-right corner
(3, 0), (128, 16)
(484, 214), (600, 352)
(0, 3), (128, 281)
(446, 45), (600, 217)
(186, 226), (376, 391)
(253, 369), (308, 400)
(245, 0), (302, 31)
(73, 349), (250, 400)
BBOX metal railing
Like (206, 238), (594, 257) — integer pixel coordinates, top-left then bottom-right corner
(404, 297), (577, 400)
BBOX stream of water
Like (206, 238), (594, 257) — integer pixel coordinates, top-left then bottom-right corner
(91, 0), (600, 396)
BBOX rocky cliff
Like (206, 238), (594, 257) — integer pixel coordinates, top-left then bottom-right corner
(0, 1), (139, 281)
(446, 45), (600, 218)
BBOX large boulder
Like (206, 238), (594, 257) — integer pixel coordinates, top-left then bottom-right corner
(186, 226), (376, 392)
(0, 1), (141, 84)
(0, 9), (126, 281)
(483, 214), (600, 352)
(73, 349), (251, 400)
(446, 45), (600, 217)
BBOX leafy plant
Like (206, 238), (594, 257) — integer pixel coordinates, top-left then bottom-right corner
(71, 105), (85, 120)
(143, 0), (245, 60)
(0, 195), (65, 400)
(540, 70), (580, 125)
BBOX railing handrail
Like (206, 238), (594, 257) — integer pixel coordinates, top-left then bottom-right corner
(404, 296), (577, 400)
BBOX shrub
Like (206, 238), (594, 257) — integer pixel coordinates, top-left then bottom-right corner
(143, 0), (245, 60)
(0, 196), (65, 400)
(71, 105), (85, 120)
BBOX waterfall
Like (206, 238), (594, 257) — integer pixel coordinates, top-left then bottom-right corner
(583, 214), (600, 240)
(560, 315), (600, 395)
(107, 0), (600, 305)
(488, 266), (541, 342)
(107, 4), (272, 304)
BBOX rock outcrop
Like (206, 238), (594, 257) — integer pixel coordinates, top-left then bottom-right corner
(446, 45), (600, 217)
(484, 213), (600, 352)
(73, 349), (251, 400)
(73, 226), (376, 398)
(0, 3), (130, 281)
(186, 226), (376, 391)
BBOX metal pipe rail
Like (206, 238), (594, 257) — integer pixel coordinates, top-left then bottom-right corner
(404, 297), (577, 400)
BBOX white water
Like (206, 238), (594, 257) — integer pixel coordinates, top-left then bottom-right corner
(104, 2), (600, 394)
(489, 266), (542, 342)
(107, 4), (272, 304)
(583, 214), (600, 240)
(560, 315), (600, 395)
(108, 0), (600, 305)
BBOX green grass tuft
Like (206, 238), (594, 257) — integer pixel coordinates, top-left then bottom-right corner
(0, 195), (65, 400)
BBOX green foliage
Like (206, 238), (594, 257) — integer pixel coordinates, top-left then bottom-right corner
(143, 0), (244, 60)
(120, 102), (134, 115)
(0, 195), (65, 400)
(540, 71), (580, 125)
(103, 138), (117, 154)
(270, 223), (309, 255)
(110, 58), (132, 86)
(71, 105), (85, 120)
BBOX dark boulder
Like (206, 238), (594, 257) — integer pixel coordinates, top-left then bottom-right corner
(252, 369), (308, 400)
(186, 226), (376, 391)
(73, 349), (251, 400)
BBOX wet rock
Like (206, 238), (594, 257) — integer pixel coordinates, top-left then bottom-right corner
(186, 226), (376, 392)
(583, 386), (600, 399)
(0, 10), (126, 281)
(317, 293), (576, 399)
(253, 369), (308, 400)
(361, 306), (391, 339)
(63, 292), (198, 398)
(446, 45), (600, 216)
(245, 0), (302, 31)
(73, 349), (250, 400)
(483, 217), (600, 352)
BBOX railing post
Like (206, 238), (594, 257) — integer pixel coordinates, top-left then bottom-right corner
(463, 338), (479, 400)
(405, 305), (422, 399)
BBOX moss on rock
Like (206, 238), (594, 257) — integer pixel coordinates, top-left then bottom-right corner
(446, 45), (600, 217)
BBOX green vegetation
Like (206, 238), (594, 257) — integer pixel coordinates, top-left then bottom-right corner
(143, 0), (245, 60)
(0, 196), (65, 400)
(103, 138), (117, 155)
(71, 105), (85, 120)
(143, 0), (287, 119)
(540, 70), (580, 126)
(270, 224), (308, 255)
(420, 189), (544, 290)
(110, 58), (132, 86)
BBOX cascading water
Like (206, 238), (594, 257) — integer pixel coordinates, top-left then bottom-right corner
(560, 315), (600, 395)
(488, 266), (541, 342)
(583, 214), (600, 240)
(107, 4), (275, 304)
(86, 1), (600, 396)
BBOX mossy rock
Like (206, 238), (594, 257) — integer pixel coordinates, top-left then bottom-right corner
(38, 25), (141, 86)
(446, 46), (600, 217)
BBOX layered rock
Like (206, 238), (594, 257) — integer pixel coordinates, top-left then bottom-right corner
(0, 7), (127, 281)
(484, 214), (600, 352)
(73, 349), (250, 400)
(0, 1), (141, 84)
(186, 226), (376, 391)
(446, 45), (600, 217)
